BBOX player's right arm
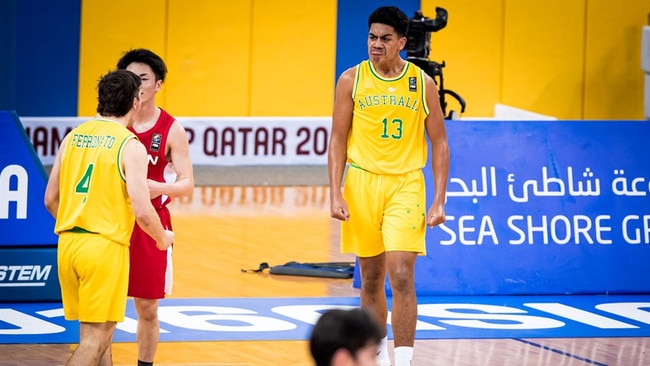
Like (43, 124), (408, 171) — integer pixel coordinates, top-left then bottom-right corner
(44, 135), (69, 218)
(122, 138), (174, 250)
(328, 66), (356, 222)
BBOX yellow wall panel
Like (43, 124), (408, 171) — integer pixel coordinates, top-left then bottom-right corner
(78, 0), (168, 116)
(165, 0), (253, 116)
(249, 0), (337, 116)
(583, 0), (649, 119)
(421, 0), (504, 117)
(76, 0), (648, 119)
(502, 0), (586, 119)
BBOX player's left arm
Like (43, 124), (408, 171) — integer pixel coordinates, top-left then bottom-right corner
(423, 74), (450, 228)
(149, 120), (195, 199)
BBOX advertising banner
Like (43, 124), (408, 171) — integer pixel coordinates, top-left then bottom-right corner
(17, 116), (650, 294)
(0, 111), (59, 301)
(0, 111), (57, 246)
(21, 117), (331, 166)
(415, 121), (650, 295)
(0, 247), (60, 301)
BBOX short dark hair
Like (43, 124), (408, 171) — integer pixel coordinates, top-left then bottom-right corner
(96, 70), (141, 117)
(117, 48), (168, 82)
(309, 308), (383, 366)
(368, 6), (409, 37)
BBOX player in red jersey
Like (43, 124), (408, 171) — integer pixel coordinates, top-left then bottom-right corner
(117, 49), (194, 366)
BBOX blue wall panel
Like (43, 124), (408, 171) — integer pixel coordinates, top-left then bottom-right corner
(0, 1), (16, 111)
(13, 0), (80, 116)
(354, 120), (650, 295)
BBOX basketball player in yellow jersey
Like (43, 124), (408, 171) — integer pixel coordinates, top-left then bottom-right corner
(328, 6), (449, 366)
(45, 70), (174, 366)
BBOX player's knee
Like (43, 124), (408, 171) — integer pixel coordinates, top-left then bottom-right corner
(388, 270), (414, 291)
(135, 299), (159, 321)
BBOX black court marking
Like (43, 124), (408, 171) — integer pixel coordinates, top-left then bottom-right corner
(514, 338), (608, 366)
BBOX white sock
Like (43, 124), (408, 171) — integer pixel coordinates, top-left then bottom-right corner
(394, 346), (413, 366)
(377, 336), (391, 365)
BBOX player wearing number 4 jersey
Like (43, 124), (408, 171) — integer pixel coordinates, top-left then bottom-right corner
(328, 6), (450, 366)
(45, 70), (174, 366)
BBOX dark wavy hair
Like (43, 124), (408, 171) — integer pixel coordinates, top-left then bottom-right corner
(368, 6), (409, 37)
(117, 48), (168, 82)
(96, 70), (141, 117)
(309, 308), (383, 366)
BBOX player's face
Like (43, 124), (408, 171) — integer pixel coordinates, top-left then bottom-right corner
(367, 23), (405, 63)
(126, 62), (161, 105)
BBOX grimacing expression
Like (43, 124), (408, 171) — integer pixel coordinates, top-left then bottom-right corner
(367, 23), (406, 62)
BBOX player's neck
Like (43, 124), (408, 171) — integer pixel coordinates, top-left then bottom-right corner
(132, 103), (160, 131)
(370, 58), (406, 78)
(97, 114), (129, 128)
(136, 101), (158, 119)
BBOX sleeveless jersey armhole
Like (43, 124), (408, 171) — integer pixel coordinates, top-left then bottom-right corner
(351, 63), (362, 100)
(117, 135), (137, 182)
(420, 68), (430, 116)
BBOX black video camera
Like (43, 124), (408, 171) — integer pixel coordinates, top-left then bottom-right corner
(405, 8), (448, 59)
(405, 7), (466, 119)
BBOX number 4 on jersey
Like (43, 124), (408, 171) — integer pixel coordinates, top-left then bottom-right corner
(75, 164), (94, 202)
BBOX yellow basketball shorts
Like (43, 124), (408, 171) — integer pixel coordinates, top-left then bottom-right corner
(57, 232), (129, 323)
(341, 166), (427, 257)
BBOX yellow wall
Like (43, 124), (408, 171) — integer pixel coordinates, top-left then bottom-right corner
(78, 0), (168, 116)
(424, 0), (649, 119)
(502, 0), (586, 119)
(78, 0), (336, 117)
(584, 1), (647, 119)
(419, 0), (504, 118)
(79, 0), (649, 119)
(249, 1), (337, 116)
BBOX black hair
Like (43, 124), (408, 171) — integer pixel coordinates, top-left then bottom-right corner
(116, 48), (168, 82)
(368, 6), (409, 37)
(96, 70), (141, 117)
(309, 308), (383, 366)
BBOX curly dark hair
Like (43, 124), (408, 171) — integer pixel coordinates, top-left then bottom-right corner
(96, 70), (141, 117)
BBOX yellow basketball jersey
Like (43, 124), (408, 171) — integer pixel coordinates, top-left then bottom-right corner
(54, 118), (137, 246)
(347, 60), (430, 174)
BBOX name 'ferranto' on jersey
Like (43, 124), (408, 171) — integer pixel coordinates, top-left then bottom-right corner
(69, 134), (117, 149)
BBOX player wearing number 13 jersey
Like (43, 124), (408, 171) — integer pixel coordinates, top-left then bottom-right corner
(328, 6), (450, 366)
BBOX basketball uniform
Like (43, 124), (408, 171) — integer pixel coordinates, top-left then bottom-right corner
(342, 60), (430, 257)
(128, 108), (175, 299)
(55, 118), (136, 322)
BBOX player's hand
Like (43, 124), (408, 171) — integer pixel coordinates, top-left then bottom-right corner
(157, 229), (174, 250)
(426, 205), (446, 228)
(330, 197), (350, 221)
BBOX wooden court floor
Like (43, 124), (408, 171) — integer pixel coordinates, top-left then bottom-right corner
(2, 185), (649, 365)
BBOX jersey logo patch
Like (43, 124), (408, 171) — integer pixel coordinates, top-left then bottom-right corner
(409, 77), (417, 92)
(150, 133), (162, 152)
